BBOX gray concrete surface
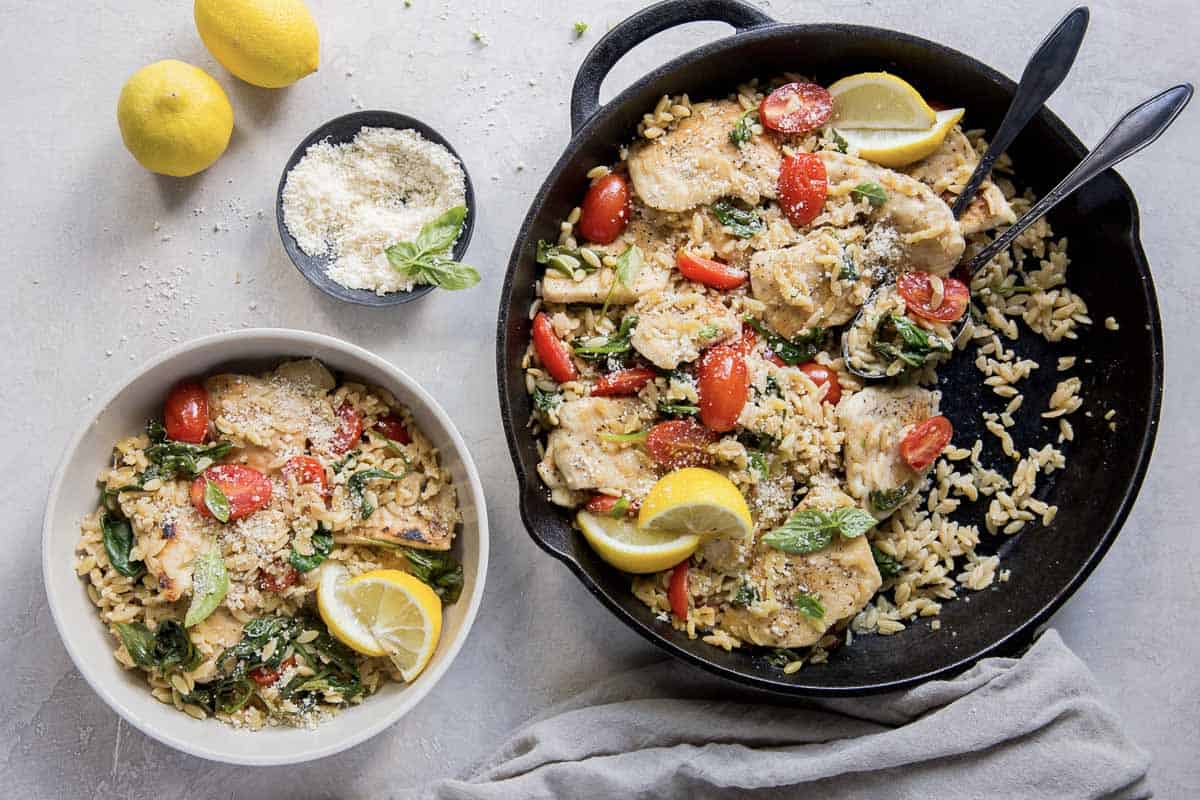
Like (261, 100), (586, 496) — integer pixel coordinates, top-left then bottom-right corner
(2, 0), (1197, 796)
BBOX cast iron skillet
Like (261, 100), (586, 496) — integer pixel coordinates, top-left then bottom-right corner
(495, 0), (1163, 694)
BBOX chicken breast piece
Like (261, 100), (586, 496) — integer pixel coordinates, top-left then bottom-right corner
(538, 397), (659, 498)
(627, 100), (781, 212)
(907, 128), (1015, 236)
(957, 180), (1017, 236)
(630, 290), (740, 370)
(750, 229), (871, 337)
(544, 212), (675, 304)
(720, 479), (882, 648)
(338, 483), (459, 551)
(141, 509), (216, 602)
(819, 151), (965, 276)
(837, 385), (939, 518)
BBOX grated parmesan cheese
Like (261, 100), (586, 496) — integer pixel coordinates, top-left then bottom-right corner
(281, 126), (466, 295)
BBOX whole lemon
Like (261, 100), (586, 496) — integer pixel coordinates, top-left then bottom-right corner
(117, 60), (234, 177)
(194, 0), (319, 89)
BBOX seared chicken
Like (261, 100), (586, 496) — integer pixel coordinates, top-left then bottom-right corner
(750, 229), (870, 337)
(538, 397), (659, 498)
(630, 289), (740, 370)
(907, 128), (1015, 236)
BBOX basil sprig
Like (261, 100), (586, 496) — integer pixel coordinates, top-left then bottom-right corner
(762, 506), (877, 555)
(385, 206), (480, 290)
(851, 181), (888, 207)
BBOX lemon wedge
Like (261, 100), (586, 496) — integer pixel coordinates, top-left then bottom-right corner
(837, 108), (966, 169)
(638, 467), (753, 540)
(317, 564), (442, 682)
(576, 510), (700, 574)
(829, 72), (938, 130)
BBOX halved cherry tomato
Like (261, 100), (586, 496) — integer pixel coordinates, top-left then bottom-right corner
(249, 656), (296, 687)
(374, 413), (412, 444)
(330, 403), (363, 455)
(532, 312), (579, 383)
(697, 344), (748, 433)
(585, 493), (637, 517)
(592, 367), (657, 397)
(257, 564), (300, 593)
(646, 419), (718, 470)
(163, 381), (208, 443)
(778, 153), (828, 228)
(676, 251), (748, 290)
(577, 173), (631, 244)
(190, 464), (273, 522)
(899, 415), (954, 470)
(797, 362), (842, 405)
(897, 272), (970, 323)
(731, 324), (757, 355)
(282, 455), (329, 496)
(759, 82), (834, 134)
(668, 561), (690, 619)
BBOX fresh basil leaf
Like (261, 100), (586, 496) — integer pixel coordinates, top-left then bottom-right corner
(712, 199), (764, 238)
(829, 128), (849, 154)
(415, 205), (467, 254)
(424, 256), (482, 290)
(828, 507), (877, 538)
(743, 317), (824, 365)
(615, 245), (643, 287)
(869, 484), (911, 513)
(794, 591), (825, 620)
(203, 480), (231, 523)
(762, 512), (835, 554)
(385, 240), (420, 263)
(729, 110), (758, 147)
(851, 181), (888, 207)
(289, 529), (334, 573)
(573, 315), (638, 359)
(347, 467), (404, 520)
(401, 548), (464, 604)
(872, 545), (904, 579)
(185, 546), (229, 627)
(102, 513), (145, 578)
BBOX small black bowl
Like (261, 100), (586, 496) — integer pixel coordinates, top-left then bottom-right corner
(275, 110), (476, 307)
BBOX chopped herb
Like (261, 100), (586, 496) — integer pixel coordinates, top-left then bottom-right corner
(732, 580), (759, 607)
(764, 648), (802, 668)
(598, 429), (649, 444)
(330, 450), (360, 474)
(203, 479), (231, 523)
(839, 248), (859, 281)
(115, 620), (202, 673)
(347, 468), (405, 520)
(573, 20), (588, 36)
(829, 128), (849, 154)
(762, 507), (878, 554)
(102, 513), (145, 578)
(601, 245), (643, 317)
(794, 591), (825, 620)
(533, 386), (562, 414)
(607, 497), (630, 518)
(744, 317), (824, 365)
(747, 450), (768, 479)
(871, 315), (952, 370)
(658, 401), (700, 417)
(729, 110), (758, 147)
(471, 30), (487, 44)
(573, 315), (637, 359)
(289, 529), (334, 573)
(869, 484), (912, 513)
(401, 548), (464, 604)
(385, 206), (480, 290)
(369, 431), (412, 462)
(851, 181), (888, 207)
(185, 546), (229, 627)
(737, 429), (778, 452)
(764, 374), (782, 398)
(698, 323), (720, 340)
(872, 545), (904, 578)
(711, 199), (764, 238)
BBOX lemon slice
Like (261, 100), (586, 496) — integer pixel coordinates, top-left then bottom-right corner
(829, 72), (937, 130)
(317, 564), (443, 682)
(576, 510), (700, 574)
(637, 467), (753, 540)
(837, 108), (966, 168)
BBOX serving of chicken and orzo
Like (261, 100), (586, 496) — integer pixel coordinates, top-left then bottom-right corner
(76, 358), (462, 728)
(524, 73), (1091, 670)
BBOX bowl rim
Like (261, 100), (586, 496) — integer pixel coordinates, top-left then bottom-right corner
(42, 327), (490, 764)
(275, 110), (477, 307)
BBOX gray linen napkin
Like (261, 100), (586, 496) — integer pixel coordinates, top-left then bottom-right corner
(422, 630), (1150, 799)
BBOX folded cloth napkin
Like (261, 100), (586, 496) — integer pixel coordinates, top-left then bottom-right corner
(422, 630), (1150, 800)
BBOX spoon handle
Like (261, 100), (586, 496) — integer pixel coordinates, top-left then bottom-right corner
(952, 7), (1090, 218)
(966, 83), (1194, 272)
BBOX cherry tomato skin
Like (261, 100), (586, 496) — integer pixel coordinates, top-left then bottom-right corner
(676, 251), (749, 290)
(778, 153), (828, 228)
(899, 415), (954, 471)
(759, 82), (834, 134)
(190, 464), (273, 521)
(668, 562), (690, 619)
(257, 565), (300, 593)
(249, 656), (295, 687)
(577, 173), (631, 244)
(330, 403), (363, 455)
(798, 362), (842, 405)
(373, 413), (412, 444)
(592, 367), (657, 397)
(897, 272), (971, 323)
(584, 493), (638, 516)
(532, 312), (579, 384)
(163, 381), (208, 443)
(282, 455), (329, 496)
(645, 419), (718, 470)
(697, 345), (749, 433)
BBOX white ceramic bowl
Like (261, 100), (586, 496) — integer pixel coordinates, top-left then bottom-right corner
(42, 328), (489, 765)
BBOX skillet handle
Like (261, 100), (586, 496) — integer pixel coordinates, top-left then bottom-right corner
(570, 0), (775, 135)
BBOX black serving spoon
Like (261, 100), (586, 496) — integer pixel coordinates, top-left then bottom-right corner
(841, 7), (1090, 379)
(844, 83), (1193, 380)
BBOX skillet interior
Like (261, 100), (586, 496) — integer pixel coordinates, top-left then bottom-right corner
(496, 11), (1162, 694)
